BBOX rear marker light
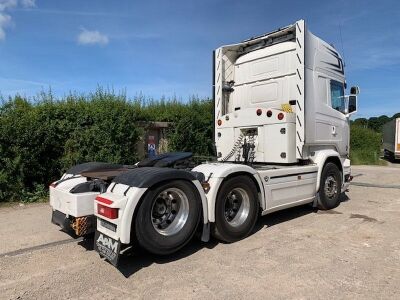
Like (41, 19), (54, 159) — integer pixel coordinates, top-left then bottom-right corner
(96, 196), (113, 205)
(256, 109), (262, 116)
(267, 110), (272, 117)
(278, 112), (284, 120)
(217, 119), (222, 126)
(97, 204), (118, 219)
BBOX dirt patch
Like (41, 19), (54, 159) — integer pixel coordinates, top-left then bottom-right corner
(350, 213), (378, 223)
(317, 210), (343, 215)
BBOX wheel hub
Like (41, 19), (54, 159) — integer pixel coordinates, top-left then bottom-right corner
(223, 188), (250, 227)
(324, 175), (338, 199)
(151, 188), (189, 236)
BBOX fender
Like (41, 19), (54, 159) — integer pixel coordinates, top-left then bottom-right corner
(192, 163), (265, 222)
(310, 149), (343, 192)
(111, 167), (209, 244)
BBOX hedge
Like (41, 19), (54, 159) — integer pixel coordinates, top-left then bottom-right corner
(350, 124), (382, 165)
(0, 89), (213, 202)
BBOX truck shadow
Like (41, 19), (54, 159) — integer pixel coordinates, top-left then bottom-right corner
(255, 193), (349, 230)
(82, 194), (350, 278)
(116, 237), (219, 278)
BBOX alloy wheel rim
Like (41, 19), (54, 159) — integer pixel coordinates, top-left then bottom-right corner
(223, 187), (250, 227)
(151, 187), (189, 236)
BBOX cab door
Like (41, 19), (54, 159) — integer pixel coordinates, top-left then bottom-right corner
(328, 80), (349, 156)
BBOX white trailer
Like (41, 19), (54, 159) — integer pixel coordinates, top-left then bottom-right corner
(383, 118), (400, 160)
(50, 20), (359, 266)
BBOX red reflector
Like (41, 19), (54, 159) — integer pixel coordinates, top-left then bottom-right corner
(256, 109), (262, 116)
(97, 204), (118, 219)
(266, 110), (272, 117)
(278, 112), (284, 120)
(217, 119), (222, 126)
(96, 196), (113, 205)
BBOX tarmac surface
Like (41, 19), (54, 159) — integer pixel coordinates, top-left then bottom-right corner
(0, 165), (399, 299)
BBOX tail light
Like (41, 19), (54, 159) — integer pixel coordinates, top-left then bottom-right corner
(256, 109), (262, 116)
(278, 112), (284, 120)
(97, 204), (118, 219)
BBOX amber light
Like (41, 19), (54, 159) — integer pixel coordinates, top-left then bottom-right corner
(278, 113), (284, 120)
(217, 119), (222, 126)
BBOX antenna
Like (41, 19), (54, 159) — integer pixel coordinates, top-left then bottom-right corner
(339, 23), (346, 67)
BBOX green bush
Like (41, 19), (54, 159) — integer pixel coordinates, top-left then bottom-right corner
(167, 99), (214, 156)
(350, 125), (382, 165)
(0, 89), (213, 202)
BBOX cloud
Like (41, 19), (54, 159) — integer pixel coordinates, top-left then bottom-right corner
(0, 12), (11, 40)
(77, 28), (109, 46)
(0, 0), (36, 40)
(0, 0), (17, 11)
(21, 0), (35, 8)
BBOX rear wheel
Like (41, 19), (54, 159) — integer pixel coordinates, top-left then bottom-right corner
(135, 180), (201, 255)
(318, 162), (342, 210)
(212, 175), (259, 243)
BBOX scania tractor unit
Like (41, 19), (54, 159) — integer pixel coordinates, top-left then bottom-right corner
(50, 20), (359, 266)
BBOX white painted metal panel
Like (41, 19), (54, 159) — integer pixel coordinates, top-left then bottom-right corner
(294, 20), (305, 159)
(50, 186), (98, 217)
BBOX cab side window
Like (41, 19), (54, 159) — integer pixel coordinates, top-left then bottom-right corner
(330, 80), (345, 113)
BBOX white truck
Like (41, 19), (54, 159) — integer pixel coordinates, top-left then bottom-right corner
(383, 118), (400, 161)
(50, 20), (359, 266)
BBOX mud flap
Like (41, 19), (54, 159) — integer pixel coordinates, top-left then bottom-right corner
(51, 210), (73, 233)
(94, 230), (121, 266)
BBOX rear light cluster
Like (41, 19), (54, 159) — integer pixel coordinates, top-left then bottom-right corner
(96, 196), (118, 219)
(97, 204), (118, 219)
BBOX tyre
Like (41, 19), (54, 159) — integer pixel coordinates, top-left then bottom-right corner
(318, 162), (342, 210)
(212, 175), (259, 243)
(135, 180), (201, 255)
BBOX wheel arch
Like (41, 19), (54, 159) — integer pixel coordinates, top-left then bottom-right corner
(192, 163), (265, 223)
(217, 171), (264, 209)
(311, 150), (343, 192)
(118, 172), (208, 244)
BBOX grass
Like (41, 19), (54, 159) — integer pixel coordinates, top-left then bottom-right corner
(350, 149), (387, 165)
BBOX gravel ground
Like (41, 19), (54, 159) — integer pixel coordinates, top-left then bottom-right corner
(0, 165), (399, 299)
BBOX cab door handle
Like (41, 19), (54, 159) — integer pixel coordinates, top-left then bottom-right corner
(332, 126), (337, 136)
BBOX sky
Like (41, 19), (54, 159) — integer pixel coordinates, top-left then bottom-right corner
(0, 0), (399, 118)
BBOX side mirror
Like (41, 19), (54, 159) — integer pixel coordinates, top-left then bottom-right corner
(348, 95), (357, 114)
(350, 86), (360, 95)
